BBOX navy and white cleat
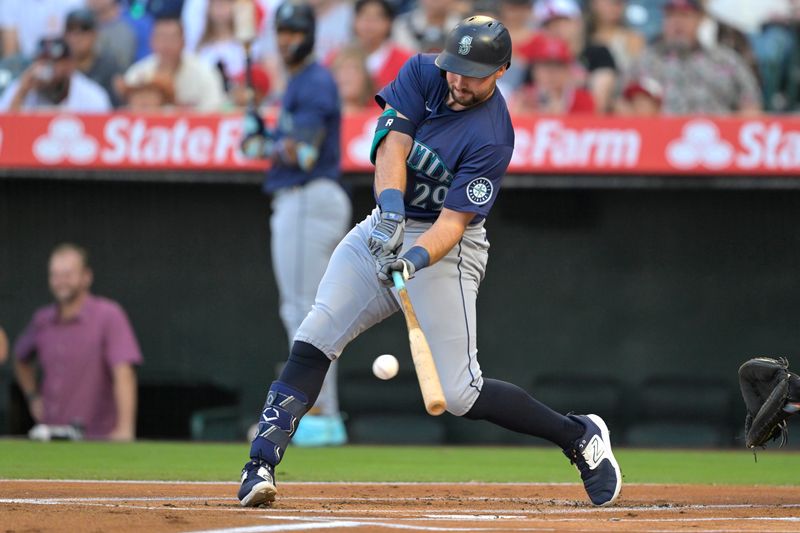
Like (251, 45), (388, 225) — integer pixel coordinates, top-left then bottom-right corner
(238, 460), (277, 507)
(563, 414), (622, 506)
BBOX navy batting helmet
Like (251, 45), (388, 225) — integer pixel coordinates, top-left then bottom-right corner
(275, 1), (316, 65)
(435, 16), (512, 78)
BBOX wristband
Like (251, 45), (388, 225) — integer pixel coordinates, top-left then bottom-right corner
(403, 246), (430, 272)
(378, 188), (405, 217)
(25, 390), (39, 402)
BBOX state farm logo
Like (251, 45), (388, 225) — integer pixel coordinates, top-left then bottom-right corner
(513, 119), (641, 168)
(31, 115), (247, 167)
(666, 120), (734, 170)
(34, 116), (98, 164)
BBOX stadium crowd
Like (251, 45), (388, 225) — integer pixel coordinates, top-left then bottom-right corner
(0, 0), (798, 115)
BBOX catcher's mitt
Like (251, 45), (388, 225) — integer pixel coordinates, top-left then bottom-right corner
(738, 357), (792, 448)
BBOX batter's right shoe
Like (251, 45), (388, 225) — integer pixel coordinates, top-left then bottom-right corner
(238, 460), (277, 507)
(563, 414), (622, 507)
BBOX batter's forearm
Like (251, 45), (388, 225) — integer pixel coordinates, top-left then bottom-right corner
(112, 364), (138, 437)
(414, 210), (473, 265)
(374, 132), (413, 196)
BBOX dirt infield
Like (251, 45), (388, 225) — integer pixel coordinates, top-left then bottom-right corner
(1, 480), (799, 532)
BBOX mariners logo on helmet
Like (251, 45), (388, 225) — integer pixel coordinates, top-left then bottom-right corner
(467, 177), (493, 205)
(458, 35), (473, 55)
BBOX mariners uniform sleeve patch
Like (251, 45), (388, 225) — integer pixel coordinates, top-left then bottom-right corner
(467, 177), (493, 205)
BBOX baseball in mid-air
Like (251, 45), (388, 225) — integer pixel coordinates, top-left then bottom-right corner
(372, 354), (399, 380)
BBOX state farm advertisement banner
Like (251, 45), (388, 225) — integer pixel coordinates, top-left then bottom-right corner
(0, 112), (799, 176)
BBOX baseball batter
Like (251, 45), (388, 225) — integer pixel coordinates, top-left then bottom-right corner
(239, 14), (621, 507)
(240, 1), (351, 445)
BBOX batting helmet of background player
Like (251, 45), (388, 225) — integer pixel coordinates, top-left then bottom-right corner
(435, 16), (512, 79)
(275, 1), (316, 65)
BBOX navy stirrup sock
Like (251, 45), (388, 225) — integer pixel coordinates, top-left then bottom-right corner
(464, 378), (584, 449)
(249, 341), (332, 466)
(279, 341), (332, 406)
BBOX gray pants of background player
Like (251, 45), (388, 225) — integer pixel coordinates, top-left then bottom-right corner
(271, 178), (352, 415)
(296, 208), (489, 415)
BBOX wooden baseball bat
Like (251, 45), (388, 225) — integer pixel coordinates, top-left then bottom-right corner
(233, 0), (258, 108)
(393, 271), (447, 416)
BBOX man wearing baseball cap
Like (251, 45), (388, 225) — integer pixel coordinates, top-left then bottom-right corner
(533, 0), (617, 112)
(64, 8), (123, 107)
(0, 36), (111, 112)
(510, 34), (595, 114)
(626, 0), (761, 115)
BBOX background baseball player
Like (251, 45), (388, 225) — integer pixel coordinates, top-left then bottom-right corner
(240, 0), (351, 446)
(238, 15), (621, 507)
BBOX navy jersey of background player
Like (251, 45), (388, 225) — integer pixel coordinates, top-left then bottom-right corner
(264, 62), (341, 194)
(376, 54), (514, 222)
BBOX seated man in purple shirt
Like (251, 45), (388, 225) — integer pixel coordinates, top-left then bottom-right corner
(13, 243), (143, 441)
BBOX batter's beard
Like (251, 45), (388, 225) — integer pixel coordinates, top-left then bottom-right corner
(448, 85), (493, 109)
(448, 86), (478, 107)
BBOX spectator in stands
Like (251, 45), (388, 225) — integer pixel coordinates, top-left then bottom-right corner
(63, 8), (124, 107)
(752, 1), (800, 111)
(619, 76), (663, 116)
(124, 15), (226, 111)
(510, 33), (596, 114)
(12, 243), (143, 441)
(196, 0), (248, 85)
(534, 0), (618, 113)
(228, 63), (271, 109)
(586, 0), (646, 76)
(0, 0), (84, 60)
(393, 0), (462, 53)
(0, 327), (8, 364)
(497, 0), (537, 96)
(116, 70), (176, 110)
(87, 0), (141, 69)
(0, 37), (112, 112)
(348, 0), (412, 91)
(310, 0), (355, 60)
(329, 44), (375, 113)
(627, 0), (761, 115)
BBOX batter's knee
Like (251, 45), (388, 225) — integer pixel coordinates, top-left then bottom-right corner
(444, 384), (482, 417)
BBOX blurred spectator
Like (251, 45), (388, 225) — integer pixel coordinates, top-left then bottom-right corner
(86, 0), (142, 69)
(183, 0), (274, 54)
(496, 0), (537, 97)
(510, 34), (595, 114)
(63, 8), (125, 107)
(196, 0), (248, 84)
(310, 0), (355, 60)
(0, 37), (112, 112)
(752, 1), (800, 111)
(228, 63), (271, 108)
(12, 243), (142, 441)
(534, 0), (618, 113)
(393, 0), (462, 53)
(330, 44), (375, 113)
(348, 0), (412, 91)
(0, 0), (84, 60)
(705, 0), (791, 34)
(619, 76), (662, 115)
(586, 0), (646, 75)
(0, 327), (7, 364)
(627, 0), (761, 115)
(145, 0), (185, 17)
(116, 70), (176, 110)
(124, 15), (226, 111)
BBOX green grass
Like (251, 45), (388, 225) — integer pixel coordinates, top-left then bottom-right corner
(0, 439), (798, 485)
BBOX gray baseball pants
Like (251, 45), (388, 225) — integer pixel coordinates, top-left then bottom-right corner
(295, 207), (489, 416)
(271, 178), (351, 415)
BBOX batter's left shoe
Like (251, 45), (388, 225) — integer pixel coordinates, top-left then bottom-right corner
(238, 460), (277, 507)
(563, 414), (622, 506)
